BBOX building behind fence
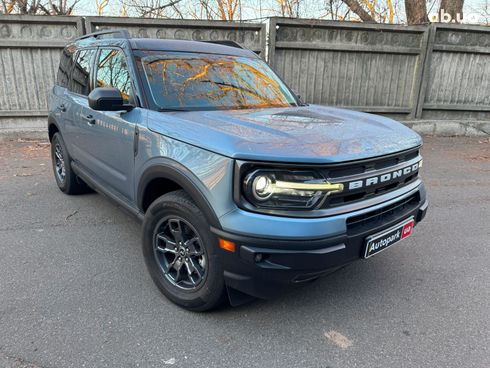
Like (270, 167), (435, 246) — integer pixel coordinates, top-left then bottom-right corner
(0, 15), (489, 133)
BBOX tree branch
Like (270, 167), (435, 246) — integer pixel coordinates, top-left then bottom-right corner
(341, 0), (376, 22)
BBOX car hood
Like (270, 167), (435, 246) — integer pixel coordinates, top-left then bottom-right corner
(147, 105), (422, 163)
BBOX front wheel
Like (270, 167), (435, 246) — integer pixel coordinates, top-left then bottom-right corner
(142, 190), (226, 311)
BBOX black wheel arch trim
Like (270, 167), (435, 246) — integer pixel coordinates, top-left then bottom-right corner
(47, 115), (61, 141)
(137, 162), (222, 230)
(48, 115), (75, 159)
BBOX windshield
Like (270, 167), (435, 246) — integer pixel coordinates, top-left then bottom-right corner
(140, 52), (298, 111)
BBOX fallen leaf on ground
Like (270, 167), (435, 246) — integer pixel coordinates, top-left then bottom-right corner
(324, 330), (353, 349)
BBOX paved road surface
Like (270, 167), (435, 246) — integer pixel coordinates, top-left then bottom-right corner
(0, 137), (489, 368)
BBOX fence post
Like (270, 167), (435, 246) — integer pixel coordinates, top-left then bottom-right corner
(414, 23), (436, 119)
(266, 17), (277, 66)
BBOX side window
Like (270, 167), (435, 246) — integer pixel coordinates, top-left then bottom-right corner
(96, 49), (133, 102)
(70, 48), (95, 96)
(57, 45), (75, 88)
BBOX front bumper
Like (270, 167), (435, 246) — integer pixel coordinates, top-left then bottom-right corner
(212, 183), (428, 300)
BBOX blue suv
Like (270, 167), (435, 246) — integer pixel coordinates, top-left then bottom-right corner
(48, 30), (428, 311)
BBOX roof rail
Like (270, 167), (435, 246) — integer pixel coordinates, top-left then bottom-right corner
(202, 40), (244, 49)
(75, 29), (130, 41)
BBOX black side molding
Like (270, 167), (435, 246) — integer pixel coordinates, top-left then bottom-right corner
(71, 161), (145, 222)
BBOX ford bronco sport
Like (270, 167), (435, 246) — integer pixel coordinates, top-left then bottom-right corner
(48, 30), (428, 311)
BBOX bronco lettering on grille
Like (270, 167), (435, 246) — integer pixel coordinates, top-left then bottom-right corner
(347, 162), (420, 191)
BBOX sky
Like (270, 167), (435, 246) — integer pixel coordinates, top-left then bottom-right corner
(71, 0), (489, 25)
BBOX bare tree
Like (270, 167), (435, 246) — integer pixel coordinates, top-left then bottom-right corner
(341, 0), (376, 21)
(405, 0), (428, 24)
(276, 0), (300, 17)
(119, 0), (127, 15)
(440, 0), (464, 22)
(470, 0), (490, 24)
(40, 0), (80, 14)
(125, 0), (182, 18)
(95, 0), (109, 15)
(323, 0), (351, 20)
(3, 0), (13, 12)
(3, 0), (43, 13)
(1, 0), (15, 13)
(216, 0), (241, 20)
(188, 0), (241, 21)
(1, 0), (78, 14)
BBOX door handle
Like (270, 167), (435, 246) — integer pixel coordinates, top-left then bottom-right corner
(58, 104), (66, 112)
(82, 114), (96, 125)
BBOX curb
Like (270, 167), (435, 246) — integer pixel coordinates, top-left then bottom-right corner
(0, 130), (47, 141)
(403, 120), (490, 137)
(1, 121), (489, 140)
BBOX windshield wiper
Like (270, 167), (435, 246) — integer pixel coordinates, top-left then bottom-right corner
(198, 80), (261, 97)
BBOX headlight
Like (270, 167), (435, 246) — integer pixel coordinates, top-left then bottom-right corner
(242, 169), (344, 210)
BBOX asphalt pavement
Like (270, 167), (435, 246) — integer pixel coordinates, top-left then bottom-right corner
(0, 136), (489, 368)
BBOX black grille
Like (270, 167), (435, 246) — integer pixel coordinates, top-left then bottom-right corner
(346, 192), (420, 235)
(318, 148), (421, 208)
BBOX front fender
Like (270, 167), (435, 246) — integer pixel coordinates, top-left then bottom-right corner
(137, 160), (223, 229)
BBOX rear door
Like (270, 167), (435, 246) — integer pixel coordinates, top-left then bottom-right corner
(51, 45), (78, 149)
(76, 47), (139, 201)
(67, 48), (97, 162)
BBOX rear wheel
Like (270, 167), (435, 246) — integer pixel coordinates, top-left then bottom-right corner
(142, 190), (226, 311)
(51, 132), (90, 194)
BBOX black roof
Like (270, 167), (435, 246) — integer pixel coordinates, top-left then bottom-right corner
(74, 29), (258, 58)
(129, 39), (257, 58)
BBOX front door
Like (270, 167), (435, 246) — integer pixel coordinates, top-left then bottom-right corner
(77, 47), (139, 201)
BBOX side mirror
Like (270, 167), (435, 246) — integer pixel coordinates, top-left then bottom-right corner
(88, 87), (133, 111)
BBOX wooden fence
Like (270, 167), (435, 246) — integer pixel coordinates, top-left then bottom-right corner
(0, 15), (488, 132)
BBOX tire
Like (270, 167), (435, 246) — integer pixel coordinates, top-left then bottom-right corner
(142, 190), (226, 311)
(51, 132), (90, 195)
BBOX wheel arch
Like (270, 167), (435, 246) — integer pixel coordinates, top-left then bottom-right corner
(48, 115), (60, 142)
(137, 162), (221, 230)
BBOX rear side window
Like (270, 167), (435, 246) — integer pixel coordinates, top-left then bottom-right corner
(57, 45), (76, 88)
(96, 49), (133, 102)
(70, 48), (96, 96)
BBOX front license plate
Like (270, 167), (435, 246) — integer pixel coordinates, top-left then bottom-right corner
(364, 217), (415, 258)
